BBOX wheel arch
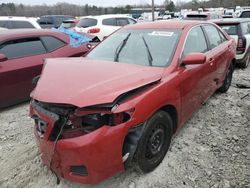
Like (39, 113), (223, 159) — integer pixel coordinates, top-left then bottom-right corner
(159, 104), (178, 133)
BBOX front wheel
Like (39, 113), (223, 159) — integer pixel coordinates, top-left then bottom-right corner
(133, 111), (173, 173)
(218, 63), (234, 93)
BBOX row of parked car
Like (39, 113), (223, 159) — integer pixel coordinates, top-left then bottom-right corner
(0, 14), (137, 40)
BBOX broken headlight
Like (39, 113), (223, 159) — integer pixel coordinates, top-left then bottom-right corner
(56, 110), (133, 140)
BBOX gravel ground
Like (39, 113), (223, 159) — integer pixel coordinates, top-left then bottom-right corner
(0, 66), (249, 188)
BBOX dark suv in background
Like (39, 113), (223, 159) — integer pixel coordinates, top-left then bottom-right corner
(37, 15), (75, 28)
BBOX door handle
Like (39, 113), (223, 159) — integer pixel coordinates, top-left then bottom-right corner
(209, 58), (214, 66)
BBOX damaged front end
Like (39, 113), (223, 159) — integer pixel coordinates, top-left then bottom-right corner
(30, 79), (160, 184)
(31, 100), (133, 141)
(30, 98), (139, 184)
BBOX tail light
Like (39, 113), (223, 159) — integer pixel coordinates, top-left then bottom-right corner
(237, 36), (246, 54)
(87, 28), (100, 33)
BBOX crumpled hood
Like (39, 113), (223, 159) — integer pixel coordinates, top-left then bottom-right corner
(32, 58), (164, 107)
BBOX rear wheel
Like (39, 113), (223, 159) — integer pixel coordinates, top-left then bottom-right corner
(218, 63), (234, 93)
(239, 53), (250, 69)
(134, 111), (173, 173)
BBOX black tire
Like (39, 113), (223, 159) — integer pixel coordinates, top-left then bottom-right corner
(218, 63), (234, 93)
(238, 53), (250, 69)
(134, 111), (173, 173)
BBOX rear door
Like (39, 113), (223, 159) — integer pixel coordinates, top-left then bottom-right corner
(0, 37), (51, 107)
(202, 25), (230, 87)
(180, 25), (216, 123)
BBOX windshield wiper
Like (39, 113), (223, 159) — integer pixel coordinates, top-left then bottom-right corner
(114, 33), (131, 62)
(142, 36), (153, 66)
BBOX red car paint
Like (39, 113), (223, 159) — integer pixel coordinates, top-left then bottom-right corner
(30, 21), (236, 184)
(0, 29), (98, 108)
(32, 58), (164, 107)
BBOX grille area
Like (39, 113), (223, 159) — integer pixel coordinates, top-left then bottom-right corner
(70, 165), (88, 176)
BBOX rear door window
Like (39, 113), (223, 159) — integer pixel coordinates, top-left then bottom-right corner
(102, 18), (117, 26)
(40, 36), (66, 52)
(203, 25), (222, 49)
(183, 26), (208, 57)
(10, 21), (35, 29)
(0, 37), (46, 59)
(77, 18), (97, 28)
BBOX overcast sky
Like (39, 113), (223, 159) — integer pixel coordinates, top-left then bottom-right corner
(0, 0), (171, 6)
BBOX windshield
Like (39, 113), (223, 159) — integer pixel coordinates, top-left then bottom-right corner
(77, 18), (97, 28)
(61, 22), (75, 28)
(87, 29), (181, 67)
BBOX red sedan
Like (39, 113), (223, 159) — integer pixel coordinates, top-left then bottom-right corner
(0, 29), (98, 108)
(30, 21), (236, 184)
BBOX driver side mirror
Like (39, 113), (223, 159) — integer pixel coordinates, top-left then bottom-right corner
(182, 53), (206, 66)
(0, 54), (7, 62)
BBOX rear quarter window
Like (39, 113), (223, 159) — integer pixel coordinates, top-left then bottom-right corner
(40, 36), (66, 52)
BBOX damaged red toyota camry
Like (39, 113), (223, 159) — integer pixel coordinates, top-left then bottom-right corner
(30, 21), (236, 184)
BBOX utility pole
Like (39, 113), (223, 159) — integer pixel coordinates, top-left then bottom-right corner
(152, 0), (155, 21)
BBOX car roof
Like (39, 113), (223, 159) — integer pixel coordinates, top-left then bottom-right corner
(40, 15), (74, 18)
(0, 16), (38, 21)
(0, 28), (95, 40)
(211, 18), (250, 24)
(80, 14), (133, 19)
(241, 9), (250, 12)
(124, 20), (210, 30)
(0, 29), (65, 39)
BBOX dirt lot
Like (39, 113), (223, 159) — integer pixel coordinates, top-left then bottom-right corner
(0, 66), (249, 188)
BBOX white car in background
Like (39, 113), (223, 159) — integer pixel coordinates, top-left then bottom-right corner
(213, 18), (250, 68)
(0, 17), (41, 29)
(74, 14), (137, 40)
